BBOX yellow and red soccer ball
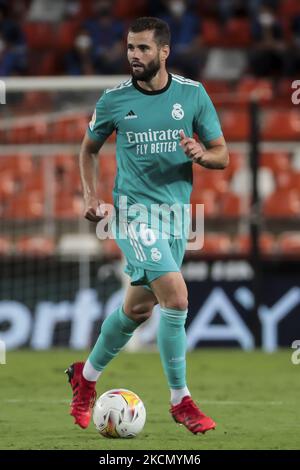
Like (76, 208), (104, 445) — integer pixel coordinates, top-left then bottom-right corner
(93, 389), (146, 438)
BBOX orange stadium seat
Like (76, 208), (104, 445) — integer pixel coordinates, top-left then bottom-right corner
(276, 170), (300, 192)
(201, 232), (232, 256)
(98, 188), (114, 205)
(236, 78), (273, 105)
(54, 153), (77, 172)
(113, 0), (148, 19)
(190, 189), (219, 218)
(201, 80), (230, 96)
(101, 239), (122, 259)
(234, 232), (276, 255)
(223, 151), (245, 179)
(0, 237), (13, 255)
(221, 110), (250, 140)
(202, 20), (222, 46)
(278, 232), (300, 255)
(262, 110), (300, 141)
(15, 236), (55, 256)
(54, 193), (83, 219)
(23, 168), (45, 192)
(193, 167), (229, 194)
(280, 0), (300, 17)
(23, 22), (55, 49)
(260, 151), (291, 173)
(0, 170), (16, 198)
(223, 19), (251, 47)
(56, 20), (80, 50)
(3, 191), (44, 220)
(263, 189), (300, 218)
(99, 155), (117, 178)
(219, 192), (249, 217)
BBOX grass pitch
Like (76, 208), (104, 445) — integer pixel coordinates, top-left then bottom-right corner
(0, 349), (299, 450)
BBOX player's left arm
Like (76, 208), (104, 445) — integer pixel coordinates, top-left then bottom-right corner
(179, 130), (229, 169)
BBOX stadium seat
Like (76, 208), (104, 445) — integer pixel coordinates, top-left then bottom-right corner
(56, 20), (80, 50)
(23, 22), (56, 49)
(222, 151), (245, 179)
(101, 239), (122, 259)
(262, 110), (300, 141)
(199, 232), (232, 256)
(52, 115), (88, 143)
(23, 169), (45, 192)
(98, 188), (114, 205)
(280, 0), (300, 17)
(99, 154), (117, 178)
(202, 20), (222, 46)
(193, 167), (229, 194)
(0, 170), (17, 198)
(2, 191), (44, 220)
(223, 19), (251, 47)
(201, 80), (231, 97)
(0, 237), (12, 255)
(260, 152), (291, 173)
(190, 189), (219, 218)
(234, 232), (276, 255)
(221, 110), (250, 140)
(275, 170), (300, 192)
(236, 78), (273, 105)
(278, 232), (300, 255)
(54, 194), (83, 219)
(15, 236), (55, 256)
(113, 0), (148, 19)
(263, 189), (300, 218)
(230, 167), (275, 200)
(219, 192), (249, 217)
(54, 153), (77, 172)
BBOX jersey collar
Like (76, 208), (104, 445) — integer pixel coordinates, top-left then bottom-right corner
(132, 73), (172, 95)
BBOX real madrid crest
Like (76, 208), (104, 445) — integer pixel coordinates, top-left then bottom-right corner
(171, 103), (184, 120)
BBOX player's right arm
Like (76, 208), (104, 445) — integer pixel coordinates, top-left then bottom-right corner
(80, 92), (115, 222)
(79, 132), (105, 222)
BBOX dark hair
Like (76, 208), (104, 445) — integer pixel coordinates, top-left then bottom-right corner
(128, 17), (171, 47)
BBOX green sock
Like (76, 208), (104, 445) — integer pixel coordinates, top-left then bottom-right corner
(88, 306), (139, 371)
(157, 307), (188, 389)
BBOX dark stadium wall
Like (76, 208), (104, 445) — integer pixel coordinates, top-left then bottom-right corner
(0, 259), (299, 351)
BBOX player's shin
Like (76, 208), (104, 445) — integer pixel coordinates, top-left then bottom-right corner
(86, 306), (140, 378)
(157, 307), (189, 404)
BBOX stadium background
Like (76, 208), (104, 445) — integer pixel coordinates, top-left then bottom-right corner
(0, 0), (300, 452)
(1, 0), (300, 352)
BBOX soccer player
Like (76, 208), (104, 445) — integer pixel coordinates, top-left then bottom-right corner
(66, 17), (229, 434)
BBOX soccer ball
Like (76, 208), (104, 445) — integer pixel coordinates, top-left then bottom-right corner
(93, 388), (146, 438)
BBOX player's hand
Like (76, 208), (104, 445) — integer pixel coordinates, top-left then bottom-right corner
(83, 197), (106, 222)
(179, 130), (205, 163)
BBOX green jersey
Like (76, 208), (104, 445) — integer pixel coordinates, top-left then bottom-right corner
(88, 73), (222, 216)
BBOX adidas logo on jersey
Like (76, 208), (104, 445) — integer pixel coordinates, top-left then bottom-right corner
(124, 110), (138, 120)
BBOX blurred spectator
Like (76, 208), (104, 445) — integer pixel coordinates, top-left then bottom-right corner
(160, 0), (204, 79)
(218, 0), (280, 23)
(285, 15), (300, 77)
(0, 34), (27, 76)
(0, 3), (25, 46)
(27, 0), (65, 22)
(63, 0), (81, 20)
(64, 29), (95, 75)
(249, 2), (285, 77)
(0, 4), (27, 76)
(83, 0), (126, 75)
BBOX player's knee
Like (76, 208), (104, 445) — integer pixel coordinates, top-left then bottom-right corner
(126, 302), (154, 324)
(161, 296), (188, 312)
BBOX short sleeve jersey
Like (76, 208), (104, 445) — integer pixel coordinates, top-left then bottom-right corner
(88, 73), (222, 215)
